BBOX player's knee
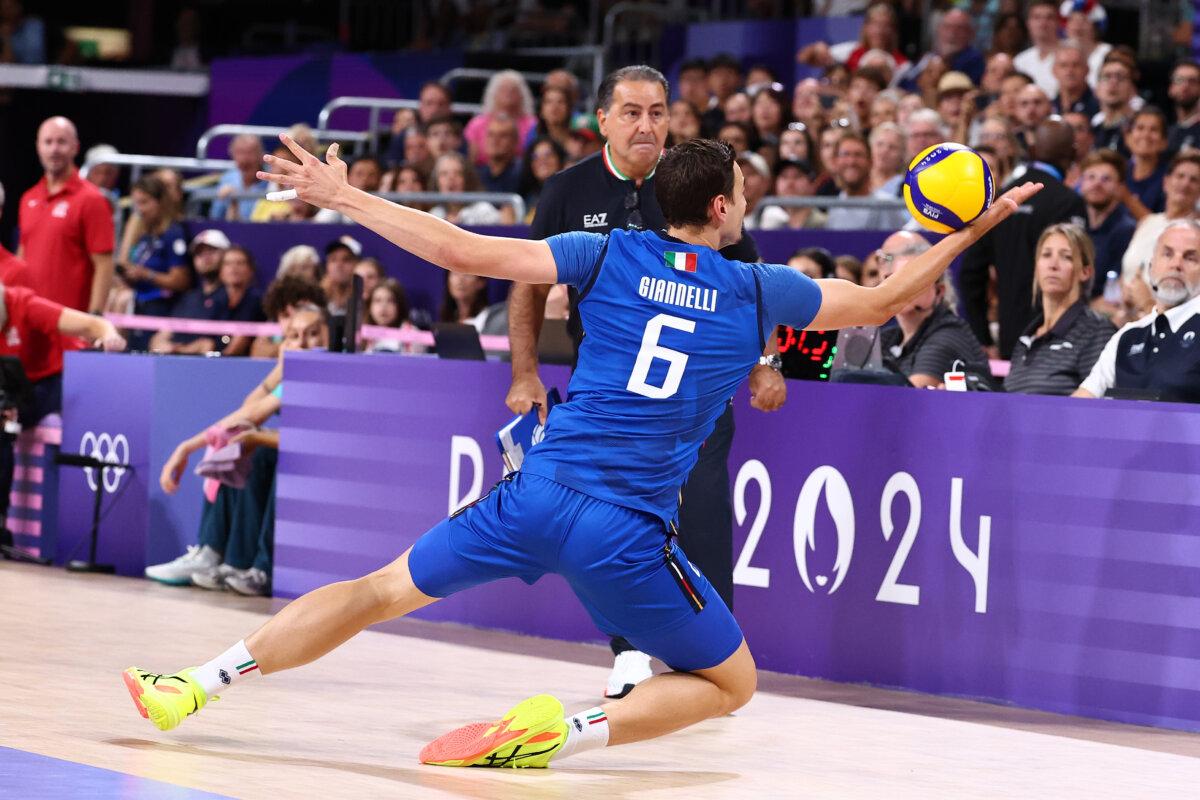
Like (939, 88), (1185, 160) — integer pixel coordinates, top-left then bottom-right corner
(723, 665), (757, 713)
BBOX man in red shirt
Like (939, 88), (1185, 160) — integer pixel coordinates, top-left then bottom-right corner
(17, 116), (115, 314)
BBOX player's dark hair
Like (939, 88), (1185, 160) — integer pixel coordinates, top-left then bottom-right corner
(597, 65), (669, 113)
(655, 138), (736, 228)
(264, 275), (327, 321)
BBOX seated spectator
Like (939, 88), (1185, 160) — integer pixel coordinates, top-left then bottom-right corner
(996, 71), (1033, 131)
(676, 58), (711, 125)
(1092, 52), (1139, 155)
(1014, 84), (1053, 156)
(566, 113), (602, 164)
(384, 162), (431, 210)
(321, 236), (360, 316)
(478, 114), (522, 195)
(401, 124), (434, 176)
(84, 143), (120, 200)
(1076, 221), (1200, 402)
(847, 68), (886, 132)
(737, 152), (771, 228)
(745, 64), (777, 92)
(870, 90), (901, 129)
(209, 245), (265, 356)
(1006, 224), (1116, 394)
(517, 137), (566, 221)
(717, 121), (752, 157)
(750, 83), (789, 151)
(723, 91), (753, 134)
(209, 134), (267, 220)
(315, 155), (384, 223)
(1121, 153), (1200, 283)
(878, 236), (991, 388)
(121, 175), (191, 341)
(355, 257), (385, 303)
(826, 131), (901, 231)
(149, 229), (229, 354)
(250, 275), (327, 359)
(796, 3), (909, 74)
(1079, 150), (1137, 297)
(935, 71), (974, 144)
(1051, 41), (1099, 118)
(978, 52), (1015, 112)
(275, 244), (321, 282)
(363, 278), (417, 353)
(1061, 110), (1096, 185)
(779, 122), (814, 164)
(425, 116), (465, 160)
(526, 86), (572, 152)
(837, 254), (866, 284)
(428, 152), (513, 225)
(702, 54), (744, 136)
(1167, 61), (1200, 155)
(1123, 107), (1170, 218)
(668, 100), (702, 147)
(758, 159), (827, 231)
(249, 145), (301, 221)
(464, 70), (537, 166)
(145, 305), (328, 596)
(383, 81), (453, 167)
(0, 1), (46, 64)
(974, 145), (1013, 192)
(440, 272), (493, 331)
(904, 109), (947, 168)
(991, 11), (1028, 58)
(541, 68), (580, 113)
(787, 247), (836, 280)
(899, 9), (985, 92)
(1013, 1), (1061, 96)
(791, 79), (827, 135)
(868, 121), (906, 193)
(1062, 1), (1112, 88)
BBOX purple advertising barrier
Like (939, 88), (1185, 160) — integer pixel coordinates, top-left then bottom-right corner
(276, 351), (1200, 732)
(59, 353), (274, 576)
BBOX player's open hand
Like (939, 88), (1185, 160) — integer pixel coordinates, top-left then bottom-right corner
(257, 134), (349, 210)
(968, 182), (1044, 239)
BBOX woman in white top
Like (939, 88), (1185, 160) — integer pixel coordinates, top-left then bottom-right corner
(427, 152), (515, 226)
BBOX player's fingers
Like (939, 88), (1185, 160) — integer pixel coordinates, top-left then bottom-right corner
(262, 153), (304, 174)
(326, 142), (342, 165)
(279, 133), (321, 165)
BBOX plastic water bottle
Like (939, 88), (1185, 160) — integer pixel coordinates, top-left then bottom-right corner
(1102, 270), (1122, 305)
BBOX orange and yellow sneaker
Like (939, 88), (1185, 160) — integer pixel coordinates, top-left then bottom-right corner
(420, 694), (568, 768)
(122, 667), (209, 731)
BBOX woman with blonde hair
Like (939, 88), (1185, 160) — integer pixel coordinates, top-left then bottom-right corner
(463, 70), (537, 165)
(1005, 223), (1116, 395)
(275, 244), (322, 282)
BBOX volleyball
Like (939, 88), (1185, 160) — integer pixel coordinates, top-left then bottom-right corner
(903, 143), (995, 234)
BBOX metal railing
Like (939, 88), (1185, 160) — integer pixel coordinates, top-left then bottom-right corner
(186, 189), (527, 221)
(316, 96), (484, 154)
(757, 196), (907, 209)
(440, 67), (551, 89)
(196, 124), (370, 160)
(510, 46), (605, 99)
(601, 2), (708, 77)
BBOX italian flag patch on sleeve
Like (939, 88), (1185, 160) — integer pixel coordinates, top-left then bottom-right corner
(665, 251), (698, 272)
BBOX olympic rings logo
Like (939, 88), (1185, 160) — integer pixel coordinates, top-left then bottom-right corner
(79, 431), (129, 494)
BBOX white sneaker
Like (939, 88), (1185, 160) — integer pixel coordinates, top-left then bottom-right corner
(191, 563), (239, 591)
(226, 567), (270, 597)
(144, 545), (221, 586)
(604, 650), (653, 699)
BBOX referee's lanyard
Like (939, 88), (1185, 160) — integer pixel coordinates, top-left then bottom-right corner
(1028, 161), (1062, 182)
(603, 143), (662, 230)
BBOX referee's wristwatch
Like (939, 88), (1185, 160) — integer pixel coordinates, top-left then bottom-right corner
(758, 354), (782, 371)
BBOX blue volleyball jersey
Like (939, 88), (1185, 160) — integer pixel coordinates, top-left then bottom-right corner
(520, 228), (823, 525)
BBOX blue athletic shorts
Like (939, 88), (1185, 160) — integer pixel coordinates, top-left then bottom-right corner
(409, 472), (744, 673)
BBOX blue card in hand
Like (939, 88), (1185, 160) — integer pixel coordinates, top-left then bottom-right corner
(495, 388), (561, 473)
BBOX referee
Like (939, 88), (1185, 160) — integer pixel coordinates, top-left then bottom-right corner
(506, 64), (787, 699)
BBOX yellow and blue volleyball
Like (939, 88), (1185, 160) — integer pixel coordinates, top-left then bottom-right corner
(903, 142), (994, 234)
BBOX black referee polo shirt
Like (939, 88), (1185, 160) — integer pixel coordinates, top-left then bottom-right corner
(530, 146), (760, 349)
(1004, 299), (1115, 395)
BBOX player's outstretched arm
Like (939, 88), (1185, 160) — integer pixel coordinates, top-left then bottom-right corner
(805, 182), (1044, 331)
(258, 135), (558, 285)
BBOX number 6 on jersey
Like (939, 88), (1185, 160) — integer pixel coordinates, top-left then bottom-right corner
(626, 313), (695, 399)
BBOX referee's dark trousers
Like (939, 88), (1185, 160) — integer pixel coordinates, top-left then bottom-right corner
(611, 402), (734, 655)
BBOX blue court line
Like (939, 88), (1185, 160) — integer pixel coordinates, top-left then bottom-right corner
(0, 746), (233, 799)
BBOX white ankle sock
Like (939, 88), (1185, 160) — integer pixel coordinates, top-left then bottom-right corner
(553, 706), (610, 761)
(190, 640), (260, 698)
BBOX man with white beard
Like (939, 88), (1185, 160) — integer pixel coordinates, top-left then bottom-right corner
(1075, 220), (1200, 402)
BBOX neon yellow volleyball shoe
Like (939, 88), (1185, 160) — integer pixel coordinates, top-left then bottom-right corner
(122, 667), (210, 731)
(419, 694), (568, 768)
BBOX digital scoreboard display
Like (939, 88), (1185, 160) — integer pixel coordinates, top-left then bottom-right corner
(776, 325), (838, 382)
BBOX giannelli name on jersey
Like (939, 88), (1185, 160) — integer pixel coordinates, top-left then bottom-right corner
(637, 276), (718, 313)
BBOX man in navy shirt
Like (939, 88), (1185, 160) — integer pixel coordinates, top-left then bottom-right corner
(125, 132), (1040, 769)
(1079, 150), (1137, 294)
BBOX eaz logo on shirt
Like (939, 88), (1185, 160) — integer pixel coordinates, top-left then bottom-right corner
(583, 212), (608, 229)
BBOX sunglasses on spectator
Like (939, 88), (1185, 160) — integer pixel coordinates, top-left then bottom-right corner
(625, 191), (643, 229)
(873, 245), (927, 264)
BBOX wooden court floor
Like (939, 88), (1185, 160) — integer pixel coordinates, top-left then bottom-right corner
(2, 561), (1199, 799)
